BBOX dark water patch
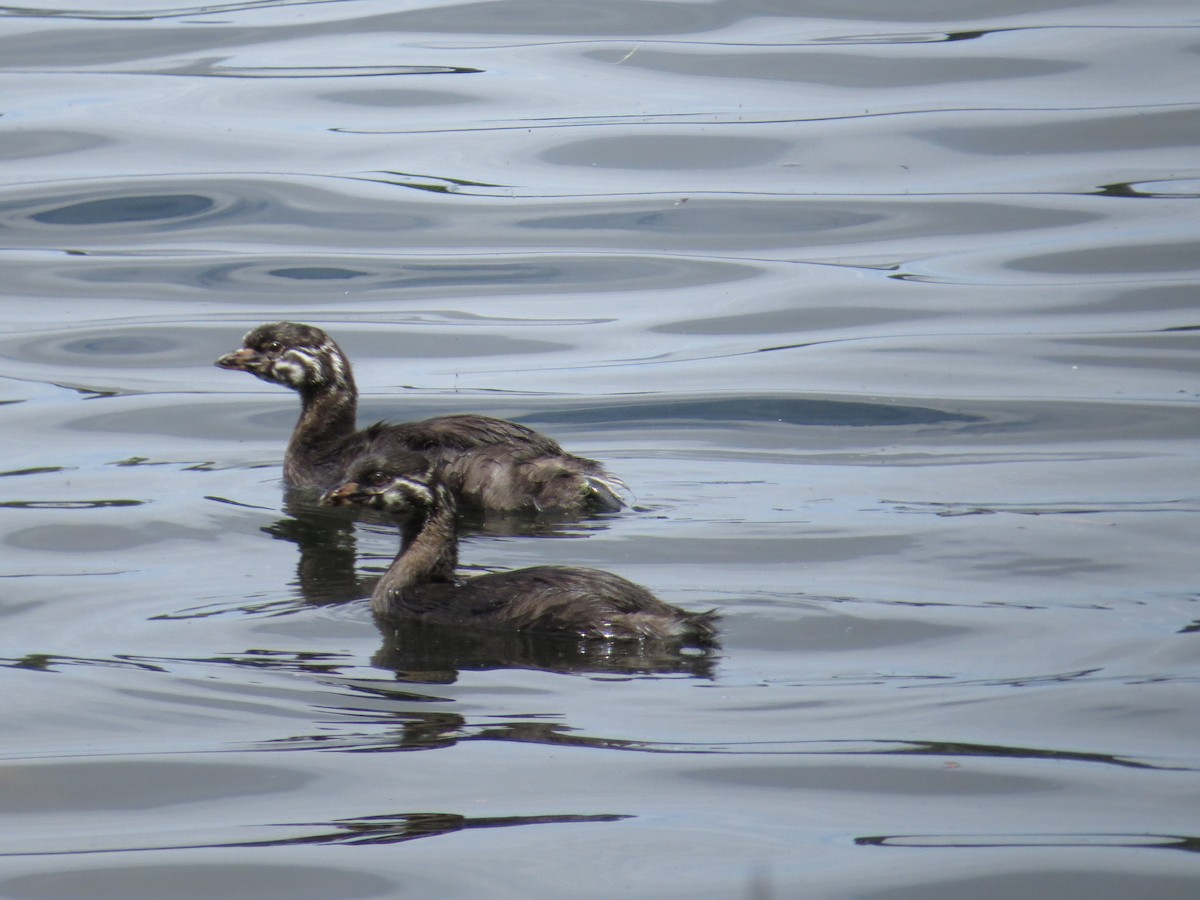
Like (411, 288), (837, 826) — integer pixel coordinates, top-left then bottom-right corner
(0, 178), (436, 245)
(0, 759), (311, 813)
(585, 47), (1081, 87)
(0, 23), (249, 66)
(5, 522), (210, 552)
(516, 197), (1101, 249)
(62, 334), (176, 356)
(2, 181), (1099, 261)
(30, 194), (214, 225)
(524, 396), (981, 428)
(68, 400), (292, 446)
(519, 200), (882, 237)
(1008, 240), (1200, 275)
(39, 253), (758, 297)
(1043, 341), (1200, 376)
(0, 12), (482, 72)
(267, 266), (371, 280)
(0, 864), (396, 900)
(320, 0), (1098, 37)
(924, 107), (1200, 156)
(541, 135), (790, 170)
(0, 129), (111, 161)
(352, 0), (717, 36)
(949, 396), (1197, 444)
(681, 761), (1056, 796)
(1048, 283), (1199, 314)
(0, 327), (208, 370)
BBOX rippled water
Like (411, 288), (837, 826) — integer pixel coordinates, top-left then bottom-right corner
(1, 2), (1198, 898)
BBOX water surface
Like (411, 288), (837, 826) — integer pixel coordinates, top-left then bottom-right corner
(1, 1), (1198, 897)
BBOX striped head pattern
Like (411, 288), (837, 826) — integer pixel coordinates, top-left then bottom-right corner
(224, 322), (352, 393)
(325, 452), (449, 517)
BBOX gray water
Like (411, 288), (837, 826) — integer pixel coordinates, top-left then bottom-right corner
(1, 1), (1198, 898)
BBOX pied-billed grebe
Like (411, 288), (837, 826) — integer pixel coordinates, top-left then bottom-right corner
(216, 322), (624, 512)
(321, 452), (718, 643)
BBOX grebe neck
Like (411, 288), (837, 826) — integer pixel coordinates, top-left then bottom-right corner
(371, 486), (459, 616)
(283, 373), (358, 483)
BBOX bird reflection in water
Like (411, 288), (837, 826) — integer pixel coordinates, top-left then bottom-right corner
(372, 619), (719, 683)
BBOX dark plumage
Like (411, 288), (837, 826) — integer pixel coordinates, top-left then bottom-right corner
(215, 321), (624, 512)
(321, 452), (718, 643)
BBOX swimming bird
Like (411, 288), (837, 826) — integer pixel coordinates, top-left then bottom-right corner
(321, 451), (718, 643)
(215, 321), (624, 512)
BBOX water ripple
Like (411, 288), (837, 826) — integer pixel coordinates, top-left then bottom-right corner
(0, 1), (1196, 893)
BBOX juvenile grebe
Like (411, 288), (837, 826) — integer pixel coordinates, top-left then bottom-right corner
(321, 452), (718, 643)
(215, 322), (624, 512)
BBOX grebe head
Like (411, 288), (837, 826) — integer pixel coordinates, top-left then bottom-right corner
(321, 451), (447, 519)
(215, 321), (351, 393)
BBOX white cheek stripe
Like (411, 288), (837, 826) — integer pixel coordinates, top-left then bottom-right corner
(273, 349), (323, 386)
(383, 477), (434, 508)
(272, 361), (304, 386)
